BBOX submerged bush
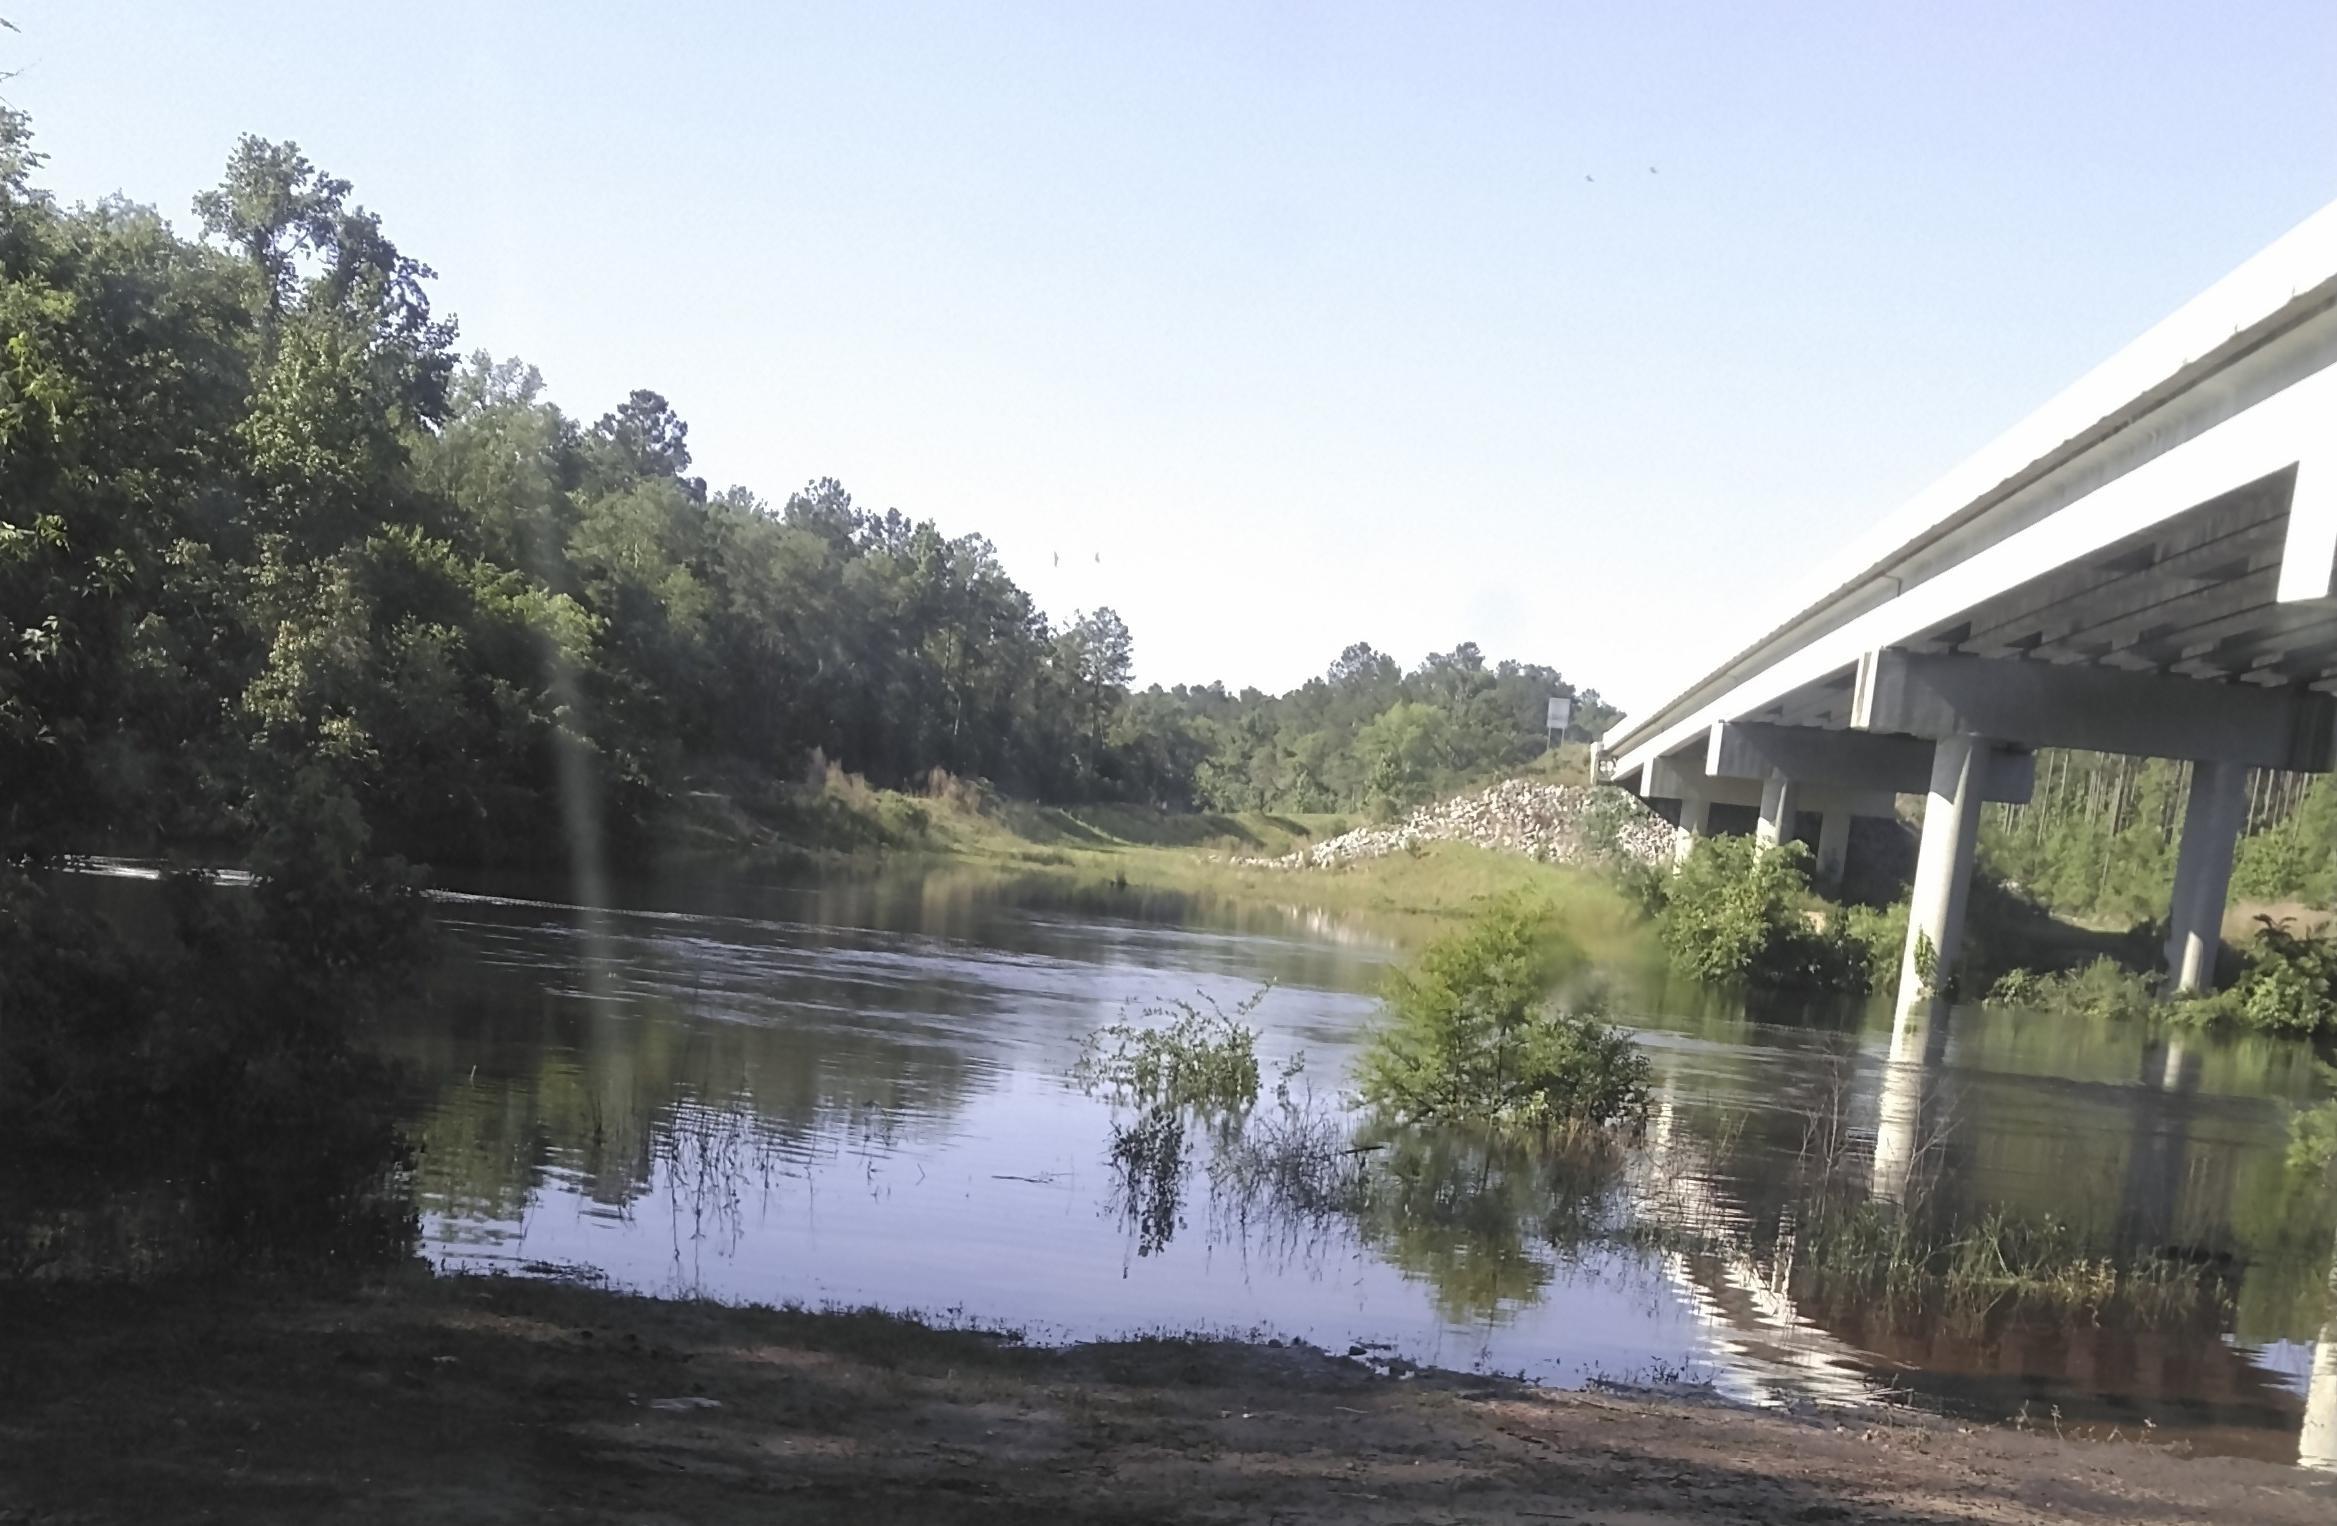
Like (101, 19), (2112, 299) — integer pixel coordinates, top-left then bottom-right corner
(1789, 1199), (2230, 1328)
(1357, 899), (1651, 1132)
(1986, 919), (2337, 1038)
(1071, 989), (1270, 1110)
(1073, 989), (1299, 1258)
(1983, 958), (2159, 1022)
(1656, 836), (1879, 992)
(1658, 836), (1804, 982)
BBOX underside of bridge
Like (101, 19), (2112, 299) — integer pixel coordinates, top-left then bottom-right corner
(1605, 201), (2337, 1009)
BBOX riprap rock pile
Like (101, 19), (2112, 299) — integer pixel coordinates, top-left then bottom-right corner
(1243, 779), (1672, 871)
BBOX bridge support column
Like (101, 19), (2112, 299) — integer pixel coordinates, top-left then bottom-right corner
(1897, 735), (1988, 1010)
(1755, 769), (1798, 851)
(1672, 789), (1709, 865)
(1815, 809), (1851, 889)
(2164, 760), (2247, 995)
(1871, 1006), (1942, 1206)
(2303, 1228), (2337, 1472)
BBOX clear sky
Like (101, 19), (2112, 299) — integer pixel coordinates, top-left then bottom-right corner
(8, 3), (2333, 717)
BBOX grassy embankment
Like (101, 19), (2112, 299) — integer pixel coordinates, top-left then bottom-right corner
(662, 762), (1644, 951)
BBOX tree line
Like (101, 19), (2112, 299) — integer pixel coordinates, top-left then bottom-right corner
(1, 117), (1609, 886)
(1979, 752), (2337, 924)
(0, 113), (1616, 1254)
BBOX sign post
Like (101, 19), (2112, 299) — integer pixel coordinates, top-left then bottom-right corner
(1545, 695), (1574, 752)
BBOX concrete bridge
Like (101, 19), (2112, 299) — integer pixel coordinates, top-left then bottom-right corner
(1603, 201), (2337, 1004)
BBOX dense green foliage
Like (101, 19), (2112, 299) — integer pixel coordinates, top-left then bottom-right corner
(1648, 837), (1893, 992)
(1357, 900), (1651, 1131)
(1982, 958), (2159, 1022)
(2205, 917), (2337, 1037)
(0, 111), (1607, 875)
(1983, 751), (2337, 923)
(1169, 643), (1616, 819)
(0, 112), (1167, 853)
(1986, 919), (2337, 1037)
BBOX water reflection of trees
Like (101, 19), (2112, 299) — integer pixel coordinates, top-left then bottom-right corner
(1, 873), (420, 1279)
(396, 925), (993, 1234)
(1346, 1127), (1638, 1322)
(1101, 1086), (1653, 1324)
(400, 862), (1407, 1238)
(1094, 1011), (2337, 1464)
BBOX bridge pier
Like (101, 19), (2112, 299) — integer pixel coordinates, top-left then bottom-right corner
(1672, 789), (1709, 864)
(2164, 760), (2248, 995)
(1815, 809), (1851, 888)
(1871, 1002), (1946, 1205)
(1755, 769), (1799, 851)
(1898, 735), (1989, 1010)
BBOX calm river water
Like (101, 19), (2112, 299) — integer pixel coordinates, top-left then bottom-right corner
(392, 865), (2337, 1468)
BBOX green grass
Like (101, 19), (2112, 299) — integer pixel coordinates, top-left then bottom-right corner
(661, 770), (1645, 952)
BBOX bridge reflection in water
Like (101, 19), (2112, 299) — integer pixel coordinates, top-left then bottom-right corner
(1635, 1012), (2337, 1470)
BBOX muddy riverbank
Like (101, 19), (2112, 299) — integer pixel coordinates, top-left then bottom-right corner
(5, 1273), (2331, 1524)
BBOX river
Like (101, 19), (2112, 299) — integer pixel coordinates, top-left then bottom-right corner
(388, 863), (2337, 1468)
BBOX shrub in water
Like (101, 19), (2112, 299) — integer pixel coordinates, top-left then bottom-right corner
(2218, 916), (2337, 1037)
(1985, 920), (2337, 1038)
(1071, 989), (1268, 1110)
(2289, 1090), (2337, 1173)
(1835, 899), (1910, 994)
(1357, 899), (1651, 1132)
(1982, 958), (2159, 1022)
(1657, 836), (1875, 991)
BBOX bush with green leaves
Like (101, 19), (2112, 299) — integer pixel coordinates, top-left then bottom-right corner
(2216, 917), (2337, 1037)
(1357, 899), (1651, 1132)
(1656, 836), (1876, 991)
(1070, 989), (1270, 1110)
(1836, 899), (1910, 993)
(1609, 856), (1672, 920)
(2289, 1084), (2337, 1173)
(1982, 958), (2159, 1022)
(1983, 920), (2337, 1037)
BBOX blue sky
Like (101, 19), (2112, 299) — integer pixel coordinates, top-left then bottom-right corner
(8, 3), (2333, 716)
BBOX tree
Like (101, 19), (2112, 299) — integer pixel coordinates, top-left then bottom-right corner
(1358, 899), (1650, 1131)
(1, 104), (1632, 877)
(1356, 701), (1454, 820)
(192, 135), (349, 324)
(1057, 607), (1135, 784)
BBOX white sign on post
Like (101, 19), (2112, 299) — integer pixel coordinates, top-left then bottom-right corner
(1545, 696), (1573, 734)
